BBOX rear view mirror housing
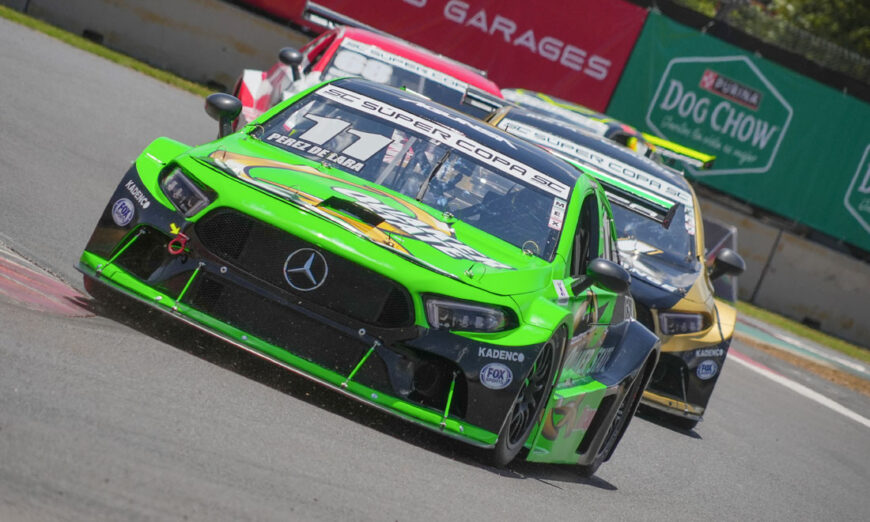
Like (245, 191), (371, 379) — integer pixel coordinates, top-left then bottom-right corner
(709, 247), (746, 280)
(205, 93), (242, 138)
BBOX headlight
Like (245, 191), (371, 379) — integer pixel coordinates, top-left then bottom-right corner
(659, 312), (705, 335)
(161, 168), (213, 217)
(425, 297), (515, 333)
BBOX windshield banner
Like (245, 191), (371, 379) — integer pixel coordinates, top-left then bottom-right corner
(240, 0), (647, 111)
(606, 11), (870, 253)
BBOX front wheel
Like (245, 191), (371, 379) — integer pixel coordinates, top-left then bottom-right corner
(490, 329), (564, 467)
(577, 368), (646, 477)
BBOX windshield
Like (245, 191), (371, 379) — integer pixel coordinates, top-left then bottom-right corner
(611, 203), (695, 264)
(321, 38), (491, 119)
(610, 201), (700, 292)
(255, 85), (565, 260)
(495, 112), (701, 270)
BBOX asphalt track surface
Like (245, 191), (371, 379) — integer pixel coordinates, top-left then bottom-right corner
(1, 18), (868, 521)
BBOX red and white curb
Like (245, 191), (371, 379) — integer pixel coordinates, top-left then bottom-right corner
(0, 247), (93, 317)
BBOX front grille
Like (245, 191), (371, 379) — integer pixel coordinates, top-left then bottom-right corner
(634, 302), (655, 332)
(195, 209), (414, 327)
(649, 353), (687, 399)
(115, 227), (169, 280)
(184, 273), (392, 388)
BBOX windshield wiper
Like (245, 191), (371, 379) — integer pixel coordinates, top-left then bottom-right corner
(415, 149), (452, 201)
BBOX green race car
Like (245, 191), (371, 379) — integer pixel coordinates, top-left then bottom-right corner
(78, 78), (659, 473)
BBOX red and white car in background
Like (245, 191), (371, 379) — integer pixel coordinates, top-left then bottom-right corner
(234, 26), (503, 126)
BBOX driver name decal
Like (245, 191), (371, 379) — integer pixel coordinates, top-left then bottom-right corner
(266, 133), (367, 172)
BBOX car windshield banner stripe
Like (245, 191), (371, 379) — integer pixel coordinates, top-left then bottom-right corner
(498, 118), (691, 206)
(340, 39), (468, 93)
(317, 85), (571, 199)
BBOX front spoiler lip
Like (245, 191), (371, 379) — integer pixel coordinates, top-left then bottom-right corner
(640, 390), (704, 420)
(77, 257), (497, 449)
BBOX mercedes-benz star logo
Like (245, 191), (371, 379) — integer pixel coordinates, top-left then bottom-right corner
(283, 248), (328, 292)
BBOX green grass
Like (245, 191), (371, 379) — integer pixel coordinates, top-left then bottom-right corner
(737, 301), (870, 365)
(0, 5), (212, 98)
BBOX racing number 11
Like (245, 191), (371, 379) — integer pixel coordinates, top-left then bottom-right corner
(300, 115), (394, 161)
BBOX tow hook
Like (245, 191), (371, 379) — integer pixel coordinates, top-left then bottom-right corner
(168, 233), (189, 255)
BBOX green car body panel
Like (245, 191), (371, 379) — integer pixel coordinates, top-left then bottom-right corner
(79, 78), (658, 468)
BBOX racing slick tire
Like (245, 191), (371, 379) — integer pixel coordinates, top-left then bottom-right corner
(577, 360), (648, 477)
(491, 328), (565, 467)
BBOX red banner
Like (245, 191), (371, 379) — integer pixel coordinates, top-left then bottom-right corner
(238, 0), (648, 111)
(239, 0), (306, 19)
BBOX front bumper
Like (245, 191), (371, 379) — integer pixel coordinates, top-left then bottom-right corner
(641, 338), (732, 419)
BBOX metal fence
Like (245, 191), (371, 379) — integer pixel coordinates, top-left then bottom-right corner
(670, 0), (870, 85)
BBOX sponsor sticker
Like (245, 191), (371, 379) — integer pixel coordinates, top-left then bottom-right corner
(479, 362), (513, 390)
(111, 198), (135, 227)
(478, 346), (524, 363)
(548, 198), (567, 230)
(124, 180), (151, 209)
(696, 359), (719, 380)
(553, 279), (569, 302)
(696, 347), (724, 358)
(332, 187), (511, 269)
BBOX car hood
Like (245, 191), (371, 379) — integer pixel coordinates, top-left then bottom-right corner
(191, 139), (553, 296)
(618, 239), (705, 308)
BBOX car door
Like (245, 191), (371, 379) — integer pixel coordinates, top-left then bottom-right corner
(560, 190), (626, 383)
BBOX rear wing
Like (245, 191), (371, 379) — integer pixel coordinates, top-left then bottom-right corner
(641, 133), (716, 170)
(602, 181), (680, 229)
(565, 158), (679, 229)
(461, 87), (509, 115)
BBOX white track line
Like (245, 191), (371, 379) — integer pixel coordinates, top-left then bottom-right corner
(729, 349), (870, 430)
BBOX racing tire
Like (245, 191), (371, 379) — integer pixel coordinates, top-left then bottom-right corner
(490, 328), (565, 467)
(577, 365), (647, 478)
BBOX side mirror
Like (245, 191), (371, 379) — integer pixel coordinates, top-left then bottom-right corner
(205, 93), (242, 138)
(571, 258), (632, 295)
(709, 247), (746, 280)
(278, 47), (303, 81)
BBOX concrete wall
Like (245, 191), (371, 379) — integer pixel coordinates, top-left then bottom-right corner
(9, 0), (309, 90)
(699, 198), (870, 346)
(699, 199), (781, 301)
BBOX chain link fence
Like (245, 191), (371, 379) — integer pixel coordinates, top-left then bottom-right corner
(670, 0), (870, 85)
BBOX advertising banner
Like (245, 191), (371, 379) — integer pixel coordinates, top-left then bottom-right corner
(608, 12), (870, 252)
(254, 0), (648, 111)
(238, 0), (306, 20)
